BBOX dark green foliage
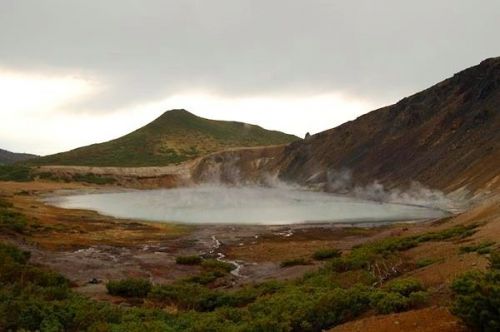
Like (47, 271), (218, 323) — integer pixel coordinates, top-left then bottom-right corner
(201, 259), (235, 273)
(30, 110), (299, 167)
(176, 255), (202, 265)
(280, 258), (310, 268)
(71, 173), (116, 185)
(413, 224), (478, 242)
(0, 237), (431, 332)
(370, 279), (427, 314)
(0, 198), (28, 233)
(0, 209), (28, 233)
(370, 291), (409, 314)
(491, 251), (500, 270)
(328, 224), (479, 273)
(313, 248), (342, 260)
(106, 278), (153, 298)
(0, 242), (30, 265)
(415, 258), (438, 268)
(384, 278), (424, 296)
(5, 217), (476, 331)
(451, 251), (500, 331)
(0, 165), (33, 182)
(186, 271), (226, 285)
(459, 241), (495, 255)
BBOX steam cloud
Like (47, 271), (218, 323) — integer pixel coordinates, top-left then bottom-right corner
(195, 156), (467, 213)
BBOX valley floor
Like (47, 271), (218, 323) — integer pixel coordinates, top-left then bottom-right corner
(1, 180), (499, 331)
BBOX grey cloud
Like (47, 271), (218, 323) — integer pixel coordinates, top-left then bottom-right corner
(1, 0), (500, 112)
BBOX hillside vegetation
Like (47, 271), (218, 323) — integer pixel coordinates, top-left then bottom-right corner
(0, 148), (37, 165)
(30, 109), (298, 167)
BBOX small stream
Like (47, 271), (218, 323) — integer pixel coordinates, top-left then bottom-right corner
(208, 235), (245, 278)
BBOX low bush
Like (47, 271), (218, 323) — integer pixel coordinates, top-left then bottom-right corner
(451, 251), (500, 331)
(186, 270), (226, 285)
(176, 255), (202, 265)
(459, 241), (495, 255)
(106, 278), (152, 298)
(370, 290), (409, 314)
(415, 258), (437, 268)
(280, 258), (309, 268)
(313, 248), (342, 260)
(0, 165), (33, 182)
(0, 198), (28, 233)
(384, 278), (424, 296)
(201, 259), (235, 273)
(0, 242), (30, 265)
(0, 209), (28, 233)
(370, 279), (427, 314)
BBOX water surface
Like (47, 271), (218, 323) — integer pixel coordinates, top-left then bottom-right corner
(47, 186), (447, 225)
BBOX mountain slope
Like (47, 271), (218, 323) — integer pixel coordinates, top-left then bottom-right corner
(31, 109), (299, 167)
(193, 58), (500, 194)
(276, 57), (500, 193)
(0, 148), (38, 165)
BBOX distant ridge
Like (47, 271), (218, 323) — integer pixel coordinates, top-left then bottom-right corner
(31, 109), (299, 167)
(0, 148), (38, 165)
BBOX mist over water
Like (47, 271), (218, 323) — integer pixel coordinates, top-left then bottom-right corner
(48, 186), (447, 225)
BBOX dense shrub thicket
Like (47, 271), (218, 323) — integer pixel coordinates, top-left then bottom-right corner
(280, 258), (309, 268)
(452, 250), (500, 331)
(0, 198), (28, 233)
(0, 219), (481, 331)
(176, 255), (202, 265)
(313, 248), (342, 260)
(0, 165), (33, 182)
(107, 278), (153, 297)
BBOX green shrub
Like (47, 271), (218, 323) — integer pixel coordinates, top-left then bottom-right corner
(491, 251), (500, 269)
(106, 278), (152, 298)
(186, 271), (225, 285)
(408, 291), (429, 307)
(313, 248), (342, 260)
(201, 259), (235, 273)
(370, 291), (409, 314)
(0, 165), (33, 182)
(176, 255), (202, 265)
(369, 279), (427, 314)
(280, 258), (309, 268)
(415, 258), (437, 268)
(0, 242), (30, 264)
(0, 209), (28, 233)
(459, 241), (495, 254)
(149, 283), (225, 311)
(384, 278), (424, 296)
(451, 251), (500, 331)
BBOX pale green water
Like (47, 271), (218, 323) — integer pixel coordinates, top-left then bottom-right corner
(47, 186), (447, 225)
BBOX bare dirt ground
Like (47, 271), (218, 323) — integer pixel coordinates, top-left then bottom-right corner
(330, 306), (467, 332)
(1, 180), (499, 331)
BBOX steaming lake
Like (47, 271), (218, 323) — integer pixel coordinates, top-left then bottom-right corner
(48, 186), (447, 225)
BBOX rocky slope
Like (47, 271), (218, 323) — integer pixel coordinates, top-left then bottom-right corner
(194, 58), (500, 195)
(30, 109), (298, 167)
(279, 58), (500, 193)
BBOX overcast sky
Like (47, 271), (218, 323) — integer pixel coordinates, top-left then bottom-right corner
(1, 0), (500, 155)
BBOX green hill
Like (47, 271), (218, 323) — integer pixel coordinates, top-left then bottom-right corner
(31, 109), (299, 167)
(0, 148), (38, 165)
